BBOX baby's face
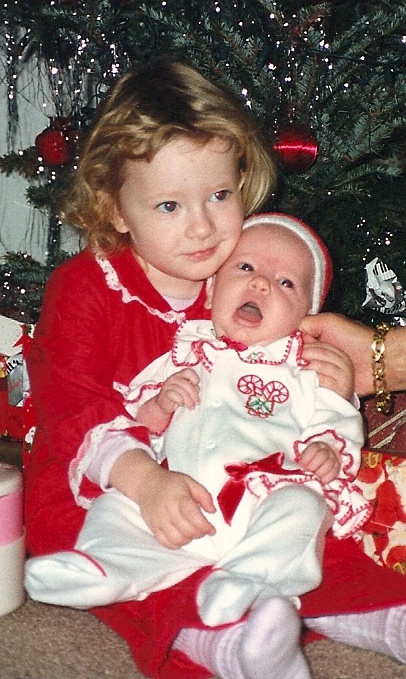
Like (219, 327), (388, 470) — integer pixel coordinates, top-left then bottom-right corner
(208, 224), (314, 346)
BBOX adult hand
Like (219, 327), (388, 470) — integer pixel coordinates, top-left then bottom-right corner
(301, 341), (354, 401)
(301, 313), (374, 397)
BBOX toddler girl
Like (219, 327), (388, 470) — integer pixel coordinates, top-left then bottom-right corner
(25, 60), (406, 679)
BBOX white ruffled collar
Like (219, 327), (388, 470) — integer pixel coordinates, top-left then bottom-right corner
(170, 320), (307, 370)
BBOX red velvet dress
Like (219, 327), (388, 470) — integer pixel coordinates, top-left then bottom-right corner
(24, 246), (406, 679)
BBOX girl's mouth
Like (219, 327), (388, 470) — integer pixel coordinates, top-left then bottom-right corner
(236, 302), (263, 323)
(187, 246), (216, 261)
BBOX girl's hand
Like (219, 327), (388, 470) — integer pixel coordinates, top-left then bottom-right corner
(301, 341), (354, 401)
(156, 368), (200, 415)
(109, 448), (216, 549)
(300, 441), (340, 485)
(137, 464), (216, 550)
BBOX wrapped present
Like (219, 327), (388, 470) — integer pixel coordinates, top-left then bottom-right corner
(0, 374), (23, 440)
(362, 392), (406, 455)
(358, 387), (406, 574)
(0, 315), (26, 358)
(362, 257), (406, 318)
(357, 449), (406, 574)
(0, 315), (34, 445)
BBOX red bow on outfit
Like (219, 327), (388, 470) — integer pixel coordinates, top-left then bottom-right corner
(217, 452), (303, 525)
(218, 335), (248, 352)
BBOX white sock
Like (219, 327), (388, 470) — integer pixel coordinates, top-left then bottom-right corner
(174, 595), (311, 679)
(305, 605), (406, 662)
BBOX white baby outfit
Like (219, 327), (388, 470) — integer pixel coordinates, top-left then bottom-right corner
(25, 320), (371, 626)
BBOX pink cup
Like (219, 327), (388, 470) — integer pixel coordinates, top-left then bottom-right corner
(0, 463), (25, 615)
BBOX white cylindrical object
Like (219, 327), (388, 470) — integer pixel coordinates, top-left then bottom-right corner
(0, 463), (25, 616)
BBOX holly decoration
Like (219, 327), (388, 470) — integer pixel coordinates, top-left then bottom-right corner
(272, 122), (319, 174)
(35, 117), (71, 166)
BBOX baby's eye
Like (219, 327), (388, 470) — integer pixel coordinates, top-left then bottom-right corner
(238, 262), (254, 271)
(211, 189), (230, 202)
(279, 278), (294, 288)
(157, 201), (178, 213)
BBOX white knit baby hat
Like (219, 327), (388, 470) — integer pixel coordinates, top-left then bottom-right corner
(243, 212), (333, 314)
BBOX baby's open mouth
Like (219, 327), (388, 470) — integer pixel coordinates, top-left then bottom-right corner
(236, 302), (263, 322)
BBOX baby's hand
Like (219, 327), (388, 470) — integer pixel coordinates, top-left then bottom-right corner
(137, 465), (216, 549)
(301, 341), (354, 401)
(300, 441), (340, 484)
(156, 368), (200, 415)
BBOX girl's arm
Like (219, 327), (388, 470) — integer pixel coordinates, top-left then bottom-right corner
(27, 254), (130, 468)
(114, 368), (212, 549)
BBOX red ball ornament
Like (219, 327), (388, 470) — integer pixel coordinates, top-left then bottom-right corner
(54, 116), (83, 158)
(273, 122), (319, 174)
(35, 119), (70, 166)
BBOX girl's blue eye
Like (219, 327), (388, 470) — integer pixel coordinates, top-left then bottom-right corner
(157, 201), (178, 213)
(238, 262), (254, 271)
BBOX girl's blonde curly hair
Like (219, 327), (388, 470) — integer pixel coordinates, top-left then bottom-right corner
(61, 59), (277, 254)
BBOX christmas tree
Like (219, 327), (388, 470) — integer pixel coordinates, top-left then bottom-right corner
(0, 0), (405, 324)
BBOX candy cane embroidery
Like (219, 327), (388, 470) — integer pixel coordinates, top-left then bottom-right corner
(237, 375), (289, 417)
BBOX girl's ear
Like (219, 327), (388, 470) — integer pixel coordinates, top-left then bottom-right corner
(97, 190), (129, 234)
(107, 195), (128, 234)
(204, 276), (215, 309)
(111, 206), (129, 234)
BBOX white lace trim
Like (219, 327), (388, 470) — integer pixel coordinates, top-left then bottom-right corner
(96, 256), (186, 324)
(68, 414), (140, 509)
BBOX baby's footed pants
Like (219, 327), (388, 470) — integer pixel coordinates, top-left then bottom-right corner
(196, 484), (332, 625)
(25, 485), (332, 626)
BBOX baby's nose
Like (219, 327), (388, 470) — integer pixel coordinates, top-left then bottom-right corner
(248, 275), (270, 294)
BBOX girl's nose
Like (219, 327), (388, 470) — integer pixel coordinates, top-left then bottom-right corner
(248, 275), (270, 294)
(186, 210), (216, 239)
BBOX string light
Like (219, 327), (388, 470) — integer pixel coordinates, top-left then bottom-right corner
(0, 0), (405, 322)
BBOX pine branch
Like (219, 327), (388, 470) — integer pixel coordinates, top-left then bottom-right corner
(0, 148), (40, 179)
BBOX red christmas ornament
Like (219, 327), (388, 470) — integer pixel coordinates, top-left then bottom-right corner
(35, 118), (70, 166)
(54, 116), (83, 158)
(273, 122), (319, 174)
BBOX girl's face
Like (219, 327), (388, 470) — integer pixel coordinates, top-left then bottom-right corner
(207, 224), (314, 346)
(113, 136), (244, 297)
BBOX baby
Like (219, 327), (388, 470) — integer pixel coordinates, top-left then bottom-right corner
(26, 213), (371, 678)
